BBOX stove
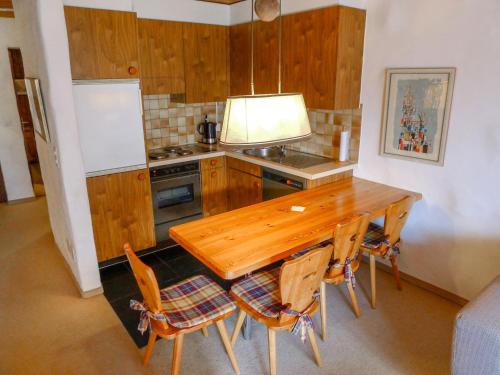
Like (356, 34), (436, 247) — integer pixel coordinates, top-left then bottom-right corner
(148, 144), (217, 161)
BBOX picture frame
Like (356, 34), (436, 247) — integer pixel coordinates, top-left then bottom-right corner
(380, 68), (455, 165)
(25, 78), (50, 143)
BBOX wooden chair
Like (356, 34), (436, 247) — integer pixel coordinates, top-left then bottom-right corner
(358, 195), (416, 308)
(230, 245), (333, 375)
(319, 213), (370, 340)
(124, 244), (240, 375)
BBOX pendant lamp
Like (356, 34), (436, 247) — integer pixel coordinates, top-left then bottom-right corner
(220, 0), (311, 148)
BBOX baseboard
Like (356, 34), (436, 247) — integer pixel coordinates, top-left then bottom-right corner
(60, 249), (104, 299)
(7, 196), (37, 205)
(361, 256), (468, 306)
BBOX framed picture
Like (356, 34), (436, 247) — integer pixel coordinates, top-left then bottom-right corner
(25, 78), (50, 142)
(380, 68), (455, 165)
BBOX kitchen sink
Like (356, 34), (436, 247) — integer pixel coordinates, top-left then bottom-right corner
(241, 147), (285, 158)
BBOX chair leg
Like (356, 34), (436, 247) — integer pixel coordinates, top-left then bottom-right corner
(171, 334), (184, 375)
(319, 281), (327, 341)
(268, 328), (277, 375)
(390, 255), (403, 290)
(201, 326), (209, 337)
(370, 254), (377, 309)
(346, 280), (361, 318)
(306, 327), (323, 368)
(230, 310), (246, 347)
(143, 331), (157, 365)
(216, 320), (241, 375)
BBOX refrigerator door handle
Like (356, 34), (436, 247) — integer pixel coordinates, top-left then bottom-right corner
(138, 88), (143, 116)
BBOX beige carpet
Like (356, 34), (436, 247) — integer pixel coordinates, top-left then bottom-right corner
(0, 198), (460, 374)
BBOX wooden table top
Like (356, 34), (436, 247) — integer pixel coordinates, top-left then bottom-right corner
(169, 177), (422, 280)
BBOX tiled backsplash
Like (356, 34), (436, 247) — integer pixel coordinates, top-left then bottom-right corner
(287, 108), (362, 161)
(144, 94), (225, 150)
(144, 94), (361, 161)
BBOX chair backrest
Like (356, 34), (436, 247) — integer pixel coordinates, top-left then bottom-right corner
(327, 213), (370, 277)
(384, 196), (416, 245)
(124, 243), (169, 330)
(279, 245), (333, 315)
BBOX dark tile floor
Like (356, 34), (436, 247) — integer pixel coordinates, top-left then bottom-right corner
(100, 245), (230, 348)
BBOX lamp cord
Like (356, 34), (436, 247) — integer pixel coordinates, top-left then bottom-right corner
(250, 0), (255, 95)
(278, 0), (282, 94)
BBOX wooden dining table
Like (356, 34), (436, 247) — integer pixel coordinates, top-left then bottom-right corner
(169, 177), (422, 280)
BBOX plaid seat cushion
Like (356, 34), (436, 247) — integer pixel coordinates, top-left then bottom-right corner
(289, 240), (333, 259)
(159, 274), (236, 329)
(362, 222), (400, 249)
(231, 268), (283, 319)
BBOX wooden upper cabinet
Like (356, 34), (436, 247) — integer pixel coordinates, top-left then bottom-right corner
(86, 169), (155, 262)
(229, 6), (366, 109)
(183, 23), (229, 103)
(229, 23), (251, 96)
(138, 19), (185, 95)
(229, 20), (279, 96)
(283, 6), (366, 110)
(335, 6), (366, 110)
(64, 6), (139, 80)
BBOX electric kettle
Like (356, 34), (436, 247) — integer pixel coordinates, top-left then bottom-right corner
(197, 115), (218, 144)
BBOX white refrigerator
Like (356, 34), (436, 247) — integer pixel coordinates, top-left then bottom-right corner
(72, 79), (146, 177)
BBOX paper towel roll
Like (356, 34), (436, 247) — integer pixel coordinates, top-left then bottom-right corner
(339, 130), (350, 161)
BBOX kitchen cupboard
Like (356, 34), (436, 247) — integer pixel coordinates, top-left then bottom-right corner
(138, 19), (185, 95)
(64, 6), (139, 80)
(183, 23), (229, 103)
(229, 20), (279, 96)
(283, 6), (365, 110)
(200, 157), (228, 216)
(226, 157), (262, 210)
(86, 169), (155, 262)
(229, 6), (366, 109)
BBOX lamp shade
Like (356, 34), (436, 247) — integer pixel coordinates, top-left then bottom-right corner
(220, 93), (311, 148)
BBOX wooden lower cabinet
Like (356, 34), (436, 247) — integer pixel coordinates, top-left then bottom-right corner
(86, 168), (155, 262)
(201, 157), (228, 216)
(227, 158), (262, 211)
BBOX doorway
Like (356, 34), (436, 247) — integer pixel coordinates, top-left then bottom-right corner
(8, 48), (45, 197)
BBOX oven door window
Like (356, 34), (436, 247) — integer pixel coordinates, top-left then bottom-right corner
(157, 184), (194, 209)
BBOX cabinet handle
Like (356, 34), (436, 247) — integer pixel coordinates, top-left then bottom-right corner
(128, 66), (138, 75)
(138, 172), (145, 181)
(210, 159), (218, 166)
(211, 171), (217, 177)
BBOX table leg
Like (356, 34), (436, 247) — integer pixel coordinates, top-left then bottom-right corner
(242, 314), (252, 340)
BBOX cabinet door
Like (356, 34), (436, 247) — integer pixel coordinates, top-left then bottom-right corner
(138, 19), (185, 95)
(229, 23), (251, 96)
(227, 168), (262, 211)
(282, 7), (339, 109)
(65, 6), (139, 80)
(201, 157), (228, 216)
(86, 169), (155, 262)
(183, 23), (229, 103)
(334, 6), (366, 110)
(64, 6), (99, 79)
(229, 20), (279, 96)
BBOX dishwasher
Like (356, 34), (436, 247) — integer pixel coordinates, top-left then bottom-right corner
(262, 168), (306, 200)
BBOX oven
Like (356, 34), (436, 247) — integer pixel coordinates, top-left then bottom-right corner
(150, 161), (202, 243)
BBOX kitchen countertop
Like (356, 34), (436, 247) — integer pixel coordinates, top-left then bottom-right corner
(148, 144), (356, 180)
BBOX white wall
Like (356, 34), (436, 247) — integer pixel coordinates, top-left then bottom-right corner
(230, 0), (366, 24)
(15, 0), (101, 293)
(0, 18), (34, 201)
(63, 0), (230, 25)
(357, 0), (500, 300)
